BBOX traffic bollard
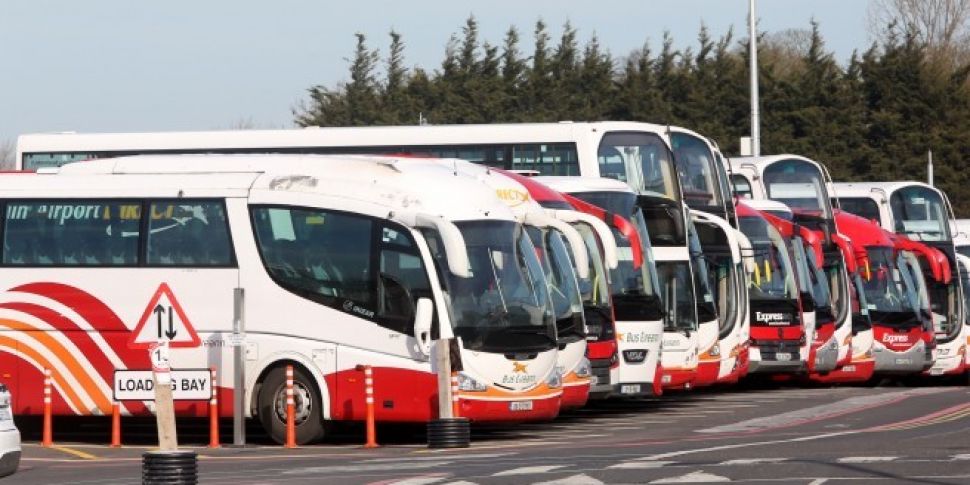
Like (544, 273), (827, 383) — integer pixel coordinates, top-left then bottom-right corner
(208, 367), (220, 448)
(42, 368), (53, 447)
(111, 402), (121, 448)
(284, 365), (296, 448)
(356, 365), (378, 448)
(450, 372), (461, 418)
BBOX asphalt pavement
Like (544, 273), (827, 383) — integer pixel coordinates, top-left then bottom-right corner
(8, 383), (970, 484)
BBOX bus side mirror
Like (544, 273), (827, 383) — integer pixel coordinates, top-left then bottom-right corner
(800, 292), (816, 312)
(414, 298), (434, 356)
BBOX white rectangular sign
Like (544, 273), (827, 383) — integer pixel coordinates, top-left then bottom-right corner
(113, 369), (211, 401)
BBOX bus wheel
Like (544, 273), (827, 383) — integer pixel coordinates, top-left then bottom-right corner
(257, 364), (325, 444)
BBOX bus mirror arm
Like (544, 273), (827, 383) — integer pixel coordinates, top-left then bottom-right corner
(547, 209), (619, 270)
(406, 213), (472, 279)
(523, 212), (591, 280)
(414, 298), (434, 356)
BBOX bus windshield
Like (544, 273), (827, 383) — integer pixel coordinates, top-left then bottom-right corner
(527, 227), (586, 342)
(762, 159), (832, 218)
(597, 132), (681, 203)
(570, 191), (663, 322)
(657, 261), (698, 331)
(424, 221), (557, 353)
(688, 220), (718, 323)
(861, 247), (919, 324)
(571, 222), (614, 341)
(889, 186), (951, 242)
(739, 216), (799, 302)
(671, 132), (722, 209)
(837, 197), (882, 225)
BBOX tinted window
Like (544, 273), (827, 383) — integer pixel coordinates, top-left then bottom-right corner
(3, 201), (140, 266)
(147, 201), (233, 266)
(731, 174), (753, 199)
(836, 198), (881, 225)
(251, 206), (432, 334)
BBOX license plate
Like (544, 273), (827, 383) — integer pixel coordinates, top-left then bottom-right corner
(841, 365), (856, 372)
(930, 368), (944, 375)
(589, 376), (599, 386)
(774, 352), (792, 362)
(895, 358), (912, 365)
(509, 400), (533, 411)
(620, 384), (641, 394)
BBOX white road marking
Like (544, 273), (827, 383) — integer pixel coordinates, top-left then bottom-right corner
(443, 482), (478, 485)
(650, 471), (731, 483)
(609, 460), (676, 469)
(807, 479), (828, 485)
(719, 458), (788, 466)
(952, 454), (970, 461)
(386, 476), (448, 485)
(699, 388), (946, 434)
(533, 474), (605, 485)
(836, 456), (898, 463)
(283, 461), (452, 475)
(492, 465), (567, 476)
(364, 453), (511, 463)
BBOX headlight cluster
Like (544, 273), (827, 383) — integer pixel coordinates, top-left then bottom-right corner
(457, 372), (488, 392)
(545, 369), (562, 388)
(574, 358), (592, 378)
(708, 343), (721, 357)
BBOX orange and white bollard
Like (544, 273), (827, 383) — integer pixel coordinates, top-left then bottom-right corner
(42, 368), (53, 447)
(208, 367), (220, 448)
(357, 365), (378, 448)
(284, 365), (297, 448)
(110, 402), (121, 448)
(450, 372), (461, 418)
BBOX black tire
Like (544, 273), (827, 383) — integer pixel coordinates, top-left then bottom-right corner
(257, 364), (325, 445)
(427, 418), (470, 449)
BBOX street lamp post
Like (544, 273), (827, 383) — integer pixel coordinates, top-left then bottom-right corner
(749, 0), (761, 157)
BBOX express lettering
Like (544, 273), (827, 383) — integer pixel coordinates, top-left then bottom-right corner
(882, 334), (910, 344)
(756, 312), (790, 325)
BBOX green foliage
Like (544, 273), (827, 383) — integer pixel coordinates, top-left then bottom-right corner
(294, 16), (970, 216)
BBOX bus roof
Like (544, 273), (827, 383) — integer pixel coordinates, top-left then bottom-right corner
(832, 181), (941, 198)
(17, 121), (670, 154)
(9, 154), (523, 225)
(532, 176), (635, 195)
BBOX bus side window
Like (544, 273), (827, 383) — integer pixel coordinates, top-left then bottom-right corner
(2, 200), (140, 267)
(146, 201), (234, 267)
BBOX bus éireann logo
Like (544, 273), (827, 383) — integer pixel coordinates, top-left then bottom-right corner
(512, 361), (528, 374)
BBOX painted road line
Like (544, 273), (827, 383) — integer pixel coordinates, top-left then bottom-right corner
(382, 475), (450, 485)
(282, 461), (453, 475)
(364, 453), (511, 463)
(952, 454), (970, 461)
(533, 474), (605, 485)
(492, 465), (567, 476)
(609, 460), (677, 469)
(650, 471), (731, 483)
(718, 458), (789, 466)
(837, 456), (898, 463)
(698, 388), (947, 434)
(51, 445), (98, 460)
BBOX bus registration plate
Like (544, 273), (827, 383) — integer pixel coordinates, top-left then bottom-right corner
(509, 401), (533, 411)
(620, 384), (641, 394)
(774, 352), (792, 362)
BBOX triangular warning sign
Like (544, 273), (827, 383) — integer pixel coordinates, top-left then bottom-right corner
(128, 283), (202, 349)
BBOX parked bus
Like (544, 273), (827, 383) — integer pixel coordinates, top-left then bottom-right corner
(834, 181), (966, 378)
(16, 123), (700, 388)
(0, 154), (568, 444)
(690, 210), (752, 385)
(728, 156), (853, 374)
(535, 176), (667, 397)
(736, 201), (813, 374)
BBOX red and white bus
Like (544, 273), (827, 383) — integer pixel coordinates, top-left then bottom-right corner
(834, 181), (966, 378)
(0, 154), (568, 444)
(16, 122), (702, 390)
(535, 176), (667, 397)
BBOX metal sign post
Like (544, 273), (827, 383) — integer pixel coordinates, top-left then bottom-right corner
(232, 288), (246, 446)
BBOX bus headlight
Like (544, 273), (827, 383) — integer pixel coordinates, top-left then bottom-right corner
(709, 343), (721, 357)
(545, 370), (563, 389)
(575, 358), (592, 378)
(457, 372), (488, 392)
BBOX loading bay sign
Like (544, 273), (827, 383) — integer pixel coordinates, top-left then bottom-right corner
(113, 369), (211, 401)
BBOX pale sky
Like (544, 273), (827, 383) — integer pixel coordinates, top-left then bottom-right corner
(0, 1), (872, 142)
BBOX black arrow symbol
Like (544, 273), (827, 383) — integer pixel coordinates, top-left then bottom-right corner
(165, 306), (177, 339)
(154, 304), (165, 339)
